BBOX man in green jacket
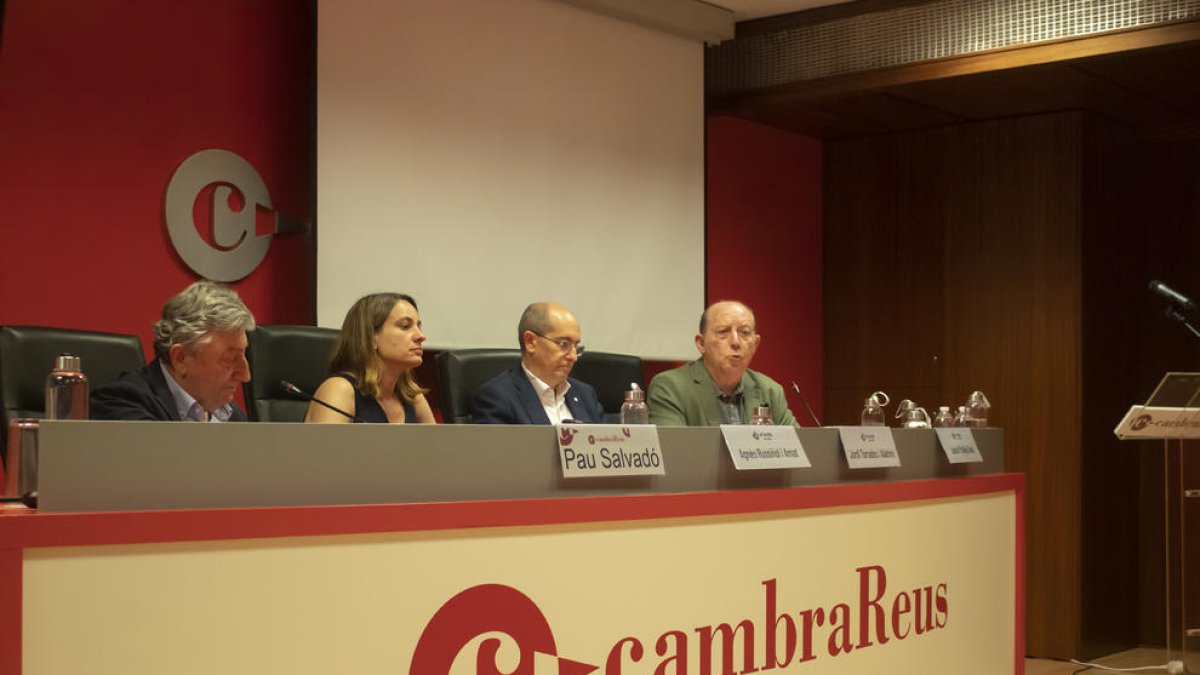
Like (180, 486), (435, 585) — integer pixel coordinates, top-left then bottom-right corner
(647, 300), (797, 426)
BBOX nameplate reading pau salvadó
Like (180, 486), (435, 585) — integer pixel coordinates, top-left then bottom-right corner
(556, 424), (665, 478)
(721, 424), (811, 470)
(837, 426), (901, 469)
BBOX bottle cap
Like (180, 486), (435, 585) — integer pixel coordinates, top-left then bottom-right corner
(53, 353), (81, 372)
(623, 383), (644, 402)
(754, 403), (771, 417)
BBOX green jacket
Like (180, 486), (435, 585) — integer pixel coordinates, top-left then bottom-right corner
(647, 359), (797, 427)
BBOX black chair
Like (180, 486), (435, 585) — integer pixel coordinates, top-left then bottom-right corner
(435, 348), (521, 424)
(243, 325), (340, 422)
(0, 326), (146, 464)
(571, 350), (645, 423)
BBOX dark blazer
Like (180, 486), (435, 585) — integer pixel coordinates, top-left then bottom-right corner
(90, 358), (248, 422)
(471, 365), (605, 424)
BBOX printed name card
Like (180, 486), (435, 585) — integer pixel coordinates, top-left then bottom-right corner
(935, 428), (983, 463)
(720, 425), (811, 470)
(837, 426), (901, 469)
(556, 424), (665, 478)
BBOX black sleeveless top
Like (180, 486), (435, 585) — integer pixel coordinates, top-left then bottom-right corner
(334, 374), (417, 424)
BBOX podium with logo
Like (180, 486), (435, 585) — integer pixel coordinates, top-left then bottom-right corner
(0, 422), (1022, 675)
(1116, 373), (1200, 673)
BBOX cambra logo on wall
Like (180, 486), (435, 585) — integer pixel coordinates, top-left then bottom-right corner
(164, 149), (305, 281)
(411, 567), (948, 674)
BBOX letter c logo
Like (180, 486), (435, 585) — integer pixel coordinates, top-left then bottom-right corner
(164, 149), (274, 282)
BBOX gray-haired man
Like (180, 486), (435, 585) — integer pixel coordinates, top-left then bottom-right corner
(91, 281), (256, 421)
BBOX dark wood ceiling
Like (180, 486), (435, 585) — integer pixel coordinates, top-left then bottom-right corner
(712, 32), (1200, 141)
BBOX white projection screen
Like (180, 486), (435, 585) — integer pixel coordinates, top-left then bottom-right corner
(317, 0), (705, 360)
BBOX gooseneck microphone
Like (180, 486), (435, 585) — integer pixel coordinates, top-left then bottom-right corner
(789, 381), (824, 427)
(280, 380), (365, 423)
(1149, 280), (1196, 312)
(1149, 279), (1200, 340)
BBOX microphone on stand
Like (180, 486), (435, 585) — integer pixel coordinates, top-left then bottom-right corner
(281, 380), (364, 423)
(1149, 280), (1196, 312)
(1148, 280), (1200, 340)
(789, 381), (823, 427)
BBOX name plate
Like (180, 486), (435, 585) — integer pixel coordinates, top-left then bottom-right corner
(556, 424), (665, 478)
(837, 426), (901, 469)
(936, 428), (983, 463)
(720, 425), (811, 470)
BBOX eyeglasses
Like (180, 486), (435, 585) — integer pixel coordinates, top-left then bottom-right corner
(530, 331), (586, 355)
(712, 326), (756, 341)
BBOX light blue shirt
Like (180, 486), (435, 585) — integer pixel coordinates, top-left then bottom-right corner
(159, 362), (235, 422)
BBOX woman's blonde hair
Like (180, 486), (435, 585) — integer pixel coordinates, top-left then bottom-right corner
(328, 293), (427, 403)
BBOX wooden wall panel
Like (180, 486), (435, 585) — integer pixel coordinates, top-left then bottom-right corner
(824, 127), (946, 428)
(1078, 115), (1143, 658)
(940, 113), (1085, 659)
(824, 112), (1158, 660)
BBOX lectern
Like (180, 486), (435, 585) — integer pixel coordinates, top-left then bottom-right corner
(1116, 373), (1200, 673)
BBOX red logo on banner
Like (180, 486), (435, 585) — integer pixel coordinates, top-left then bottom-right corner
(412, 570), (950, 674)
(559, 427), (578, 445)
(409, 584), (597, 675)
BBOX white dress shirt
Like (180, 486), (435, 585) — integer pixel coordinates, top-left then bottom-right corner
(522, 365), (573, 424)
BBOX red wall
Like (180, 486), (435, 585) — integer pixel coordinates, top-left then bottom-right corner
(706, 115), (824, 422)
(0, 1), (314, 357)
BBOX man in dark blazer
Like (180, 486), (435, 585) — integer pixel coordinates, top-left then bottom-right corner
(91, 281), (255, 422)
(471, 302), (604, 424)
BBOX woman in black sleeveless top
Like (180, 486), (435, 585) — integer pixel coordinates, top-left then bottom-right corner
(304, 293), (435, 424)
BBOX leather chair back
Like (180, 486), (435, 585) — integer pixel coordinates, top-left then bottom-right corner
(243, 325), (340, 422)
(435, 349), (521, 424)
(0, 325), (145, 464)
(571, 350), (645, 422)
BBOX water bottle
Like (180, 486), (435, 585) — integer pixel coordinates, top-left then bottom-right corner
(861, 390), (890, 426)
(46, 354), (89, 420)
(932, 406), (954, 428)
(619, 383), (649, 425)
(894, 399), (931, 429)
(751, 403), (772, 425)
(4, 418), (39, 499)
(967, 391), (991, 427)
(953, 405), (971, 427)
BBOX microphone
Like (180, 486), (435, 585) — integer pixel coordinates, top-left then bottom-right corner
(789, 381), (823, 427)
(280, 380), (364, 423)
(1149, 280), (1196, 312)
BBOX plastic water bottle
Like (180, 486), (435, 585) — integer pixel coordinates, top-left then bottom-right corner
(751, 404), (772, 425)
(967, 391), (991, 427)
(861, 390), (890, 426)
(953, 405), (971, 427)
(619, 383), (649, 425)
(932, 406), (954, 428)
(45, 354), (89, 420)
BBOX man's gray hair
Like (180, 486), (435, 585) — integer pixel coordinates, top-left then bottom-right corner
(517, 302), (552, 349)
(152, 281), (256, 361)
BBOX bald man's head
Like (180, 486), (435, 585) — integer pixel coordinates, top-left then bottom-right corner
(519, 302), (583, 388)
